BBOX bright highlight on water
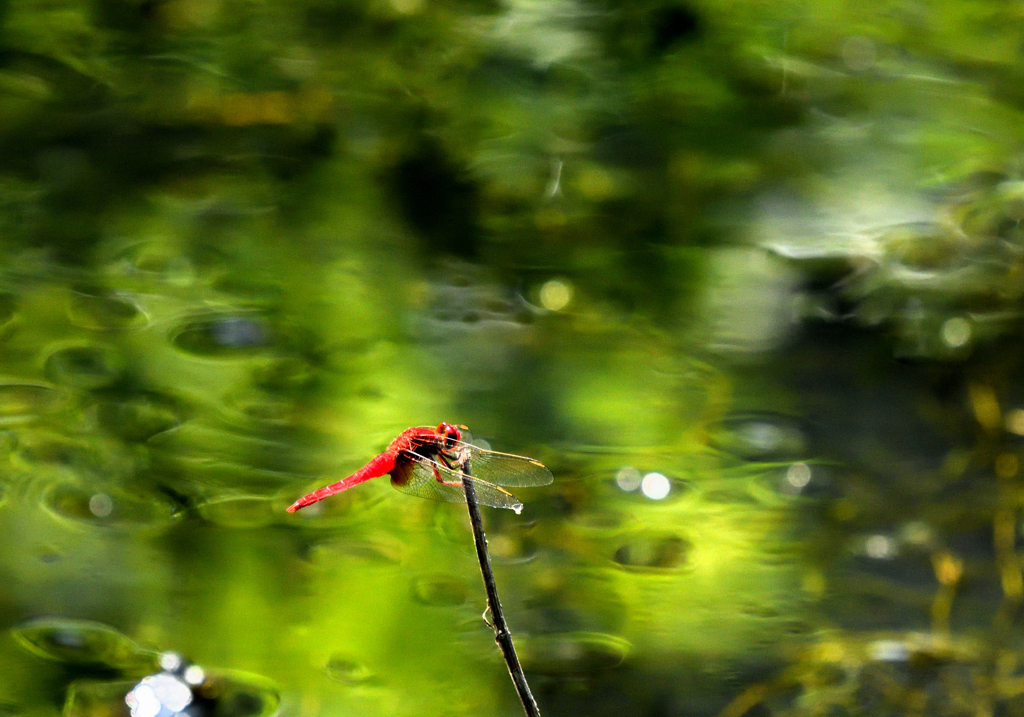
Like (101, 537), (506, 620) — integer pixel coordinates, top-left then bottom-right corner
(786, 463), (811, 490)
(539, 280), (573, 311)
(640, 472), (670, 500)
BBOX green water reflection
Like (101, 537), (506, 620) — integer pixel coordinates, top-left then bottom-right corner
(2, 0), (1024, 716)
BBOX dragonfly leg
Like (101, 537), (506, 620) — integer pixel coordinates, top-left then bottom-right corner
(482, 605), (494, 629)
(436, 453), (465, 487)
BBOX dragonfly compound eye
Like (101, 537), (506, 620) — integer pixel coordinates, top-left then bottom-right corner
(436, 422), (460, 448)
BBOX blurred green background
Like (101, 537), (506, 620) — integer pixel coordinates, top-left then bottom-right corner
(4, 0), (1024, 715)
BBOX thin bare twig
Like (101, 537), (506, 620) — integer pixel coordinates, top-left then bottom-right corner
(461, 458), (542, 717)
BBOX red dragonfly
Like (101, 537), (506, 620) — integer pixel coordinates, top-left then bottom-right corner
(286, 423), (553, 515)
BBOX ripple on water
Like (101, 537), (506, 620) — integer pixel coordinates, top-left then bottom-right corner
(64, 679), (138, 717)
(44, 344), (122, 390)
(197, 495), (277, 528)
(612, 532), (692, 571)
(410, 573), (469, 607)
(879, 222), (966, 274)
(147, 422), (313, 491)
(416, 262), (532, 339)
(570, 509), (627, 534)
(109, 242), (196, 286)
(713, 412), (807, 461)
(170, 313), (272, 358)
(324, 655), (376, 686)
(211, 277), (285, 305)
(41, 482), (180, 533)
(412, 262), (533, 388)
(15, 431), (93, 467)
(519, 631), (631, 676)
(305, 534), (405, 566)
(11, 617), (148, 668)
(97, 392), (184, 442)
(0, 383), (57, 424)
(192, 671), (280, 717)
(487, 531), (538, 563)
(220, 388), (294, 426)
(0, 291), (18, 336)
(251, 357), (314, 393)
(67, 287), (147, 330)
(748, 462), (836, 502)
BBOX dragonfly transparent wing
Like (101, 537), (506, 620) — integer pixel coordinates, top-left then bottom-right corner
(447, 438), (553, 488)
(390, 453), (523, 512)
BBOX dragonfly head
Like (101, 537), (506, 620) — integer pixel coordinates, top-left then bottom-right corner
(435, 422), (461, 449)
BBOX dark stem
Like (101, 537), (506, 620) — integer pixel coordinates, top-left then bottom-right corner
(461, 459), (542, 717)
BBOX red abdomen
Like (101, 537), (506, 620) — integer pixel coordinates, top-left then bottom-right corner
(286, 451), (397, 512)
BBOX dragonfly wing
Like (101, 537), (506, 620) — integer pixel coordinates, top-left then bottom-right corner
(449, 439), (554, 488)
(464, 476), (525, 512)
(390, 459), (465, 504)
(391, 455), (523, 512)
